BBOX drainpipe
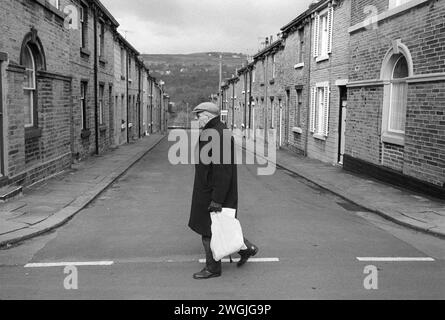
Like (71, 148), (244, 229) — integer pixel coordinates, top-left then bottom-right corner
(244, 71), (248, 132)
(138, 63), (141, 139)
(248, 67), (253, 137)
(150, 78), (153, 134)
(264, 57), (268, 143)
(0, 53), (6, 175)
(126, 53), (129, 144)
(93, 7), (99, 155)
(231, 81), (235, 130)
(305, 19), (313, 157)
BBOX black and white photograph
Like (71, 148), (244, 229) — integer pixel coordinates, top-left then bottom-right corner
(0, 0), (444, 307)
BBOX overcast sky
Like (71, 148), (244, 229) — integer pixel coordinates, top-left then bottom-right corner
(101, 0), (314, 55)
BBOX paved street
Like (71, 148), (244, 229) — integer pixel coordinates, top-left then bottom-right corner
(0, 137), (444, 299)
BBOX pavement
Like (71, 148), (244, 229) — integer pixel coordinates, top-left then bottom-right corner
(237, 134), (445, 240)
(0, 134), (166, 248)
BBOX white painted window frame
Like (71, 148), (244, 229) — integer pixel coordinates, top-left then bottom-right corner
(48, 0), (60, 10)
(380, 42), (413, 146)
(313, 6), (333, 63)
(388, 0), (411, 9)
(310, 82), (330, 139)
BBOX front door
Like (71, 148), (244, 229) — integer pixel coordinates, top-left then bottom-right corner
(338, 86), (347, 164)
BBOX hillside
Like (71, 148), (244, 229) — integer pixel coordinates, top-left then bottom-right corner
(141, 52), (248, 116)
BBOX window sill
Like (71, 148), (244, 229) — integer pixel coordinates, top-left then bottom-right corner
(81, 129), (91, 139)
(382, 132), (405, 146)
(99, 125), (107, 132)
(80, 47), (91, 57)
(294, 62), (304, 69)
(25, 127), (42, 140)
(128, 79), (133, 84)
(34, 0), (66, 21)
(316, 55), (329, 63)
(99, 56), (107, 65)
(313, 133), (326, 141)
(292, 127), (303, 134)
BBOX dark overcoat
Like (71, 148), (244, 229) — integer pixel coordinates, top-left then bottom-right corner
(189, 117), (238, 237)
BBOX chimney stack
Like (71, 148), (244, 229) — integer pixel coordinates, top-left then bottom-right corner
(265, 37), (269, 47)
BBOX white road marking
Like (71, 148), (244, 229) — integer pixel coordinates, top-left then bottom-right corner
(24, 257), (280, 268)
(199, 257), (280, 263)
(356, 257), (435, 262)
(24, 261), (114, 268)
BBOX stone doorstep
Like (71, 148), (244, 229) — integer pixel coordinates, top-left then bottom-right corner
(0, 185), (23, 202)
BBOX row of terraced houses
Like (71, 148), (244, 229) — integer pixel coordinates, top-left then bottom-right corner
(0, 0), (169, 191)
(220, 0), (445, 199)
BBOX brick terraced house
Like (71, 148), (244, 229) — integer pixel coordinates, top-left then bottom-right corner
(345, 0), (445, 198)
(0, 0), (73, 188)
(224, 0), (443, 198)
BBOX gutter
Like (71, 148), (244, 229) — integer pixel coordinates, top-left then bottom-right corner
(305, 15), (313, 157)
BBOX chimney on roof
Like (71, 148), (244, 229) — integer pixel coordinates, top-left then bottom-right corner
(265, 37), (269, 47)
(270, 35), (273, 43)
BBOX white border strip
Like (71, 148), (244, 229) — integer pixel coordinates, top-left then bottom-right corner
(357, 257), (435, 262)
(25, 261), (114, 268)
(199, 258), (279, 263)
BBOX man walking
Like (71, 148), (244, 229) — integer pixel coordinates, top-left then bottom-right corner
(189, 102), (258, 280)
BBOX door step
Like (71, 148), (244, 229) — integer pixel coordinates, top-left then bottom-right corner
(0, 185), (23, 202)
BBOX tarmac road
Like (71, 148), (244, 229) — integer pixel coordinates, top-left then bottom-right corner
(0, 137), (444, 299)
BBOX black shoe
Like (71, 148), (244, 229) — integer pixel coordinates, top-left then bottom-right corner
(237, 245), (258, 267)
(193, 267), (221, 280)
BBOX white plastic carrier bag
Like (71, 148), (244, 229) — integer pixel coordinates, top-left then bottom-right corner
(210, 208), (245, 261)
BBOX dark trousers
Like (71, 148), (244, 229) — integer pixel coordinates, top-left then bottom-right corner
(201, 236), (254, 272)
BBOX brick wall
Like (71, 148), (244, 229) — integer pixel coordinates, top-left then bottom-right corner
(350, 0), (387, 26)
(404, 81), (445, 186)
(279, 23), (312, 154)
(347, 0), (445, 187)
(345, 86), (383, 164)
(349, 0), (445, 82)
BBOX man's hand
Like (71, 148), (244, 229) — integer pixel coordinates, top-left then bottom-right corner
(208, 201), (222, 213)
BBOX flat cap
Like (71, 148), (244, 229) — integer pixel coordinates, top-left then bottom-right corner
(192, 102), (220, 116)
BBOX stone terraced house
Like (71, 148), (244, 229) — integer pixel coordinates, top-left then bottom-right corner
(0, 0), (169, 195)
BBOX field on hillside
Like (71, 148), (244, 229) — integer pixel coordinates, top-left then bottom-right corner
(141, 52), (247, 122)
